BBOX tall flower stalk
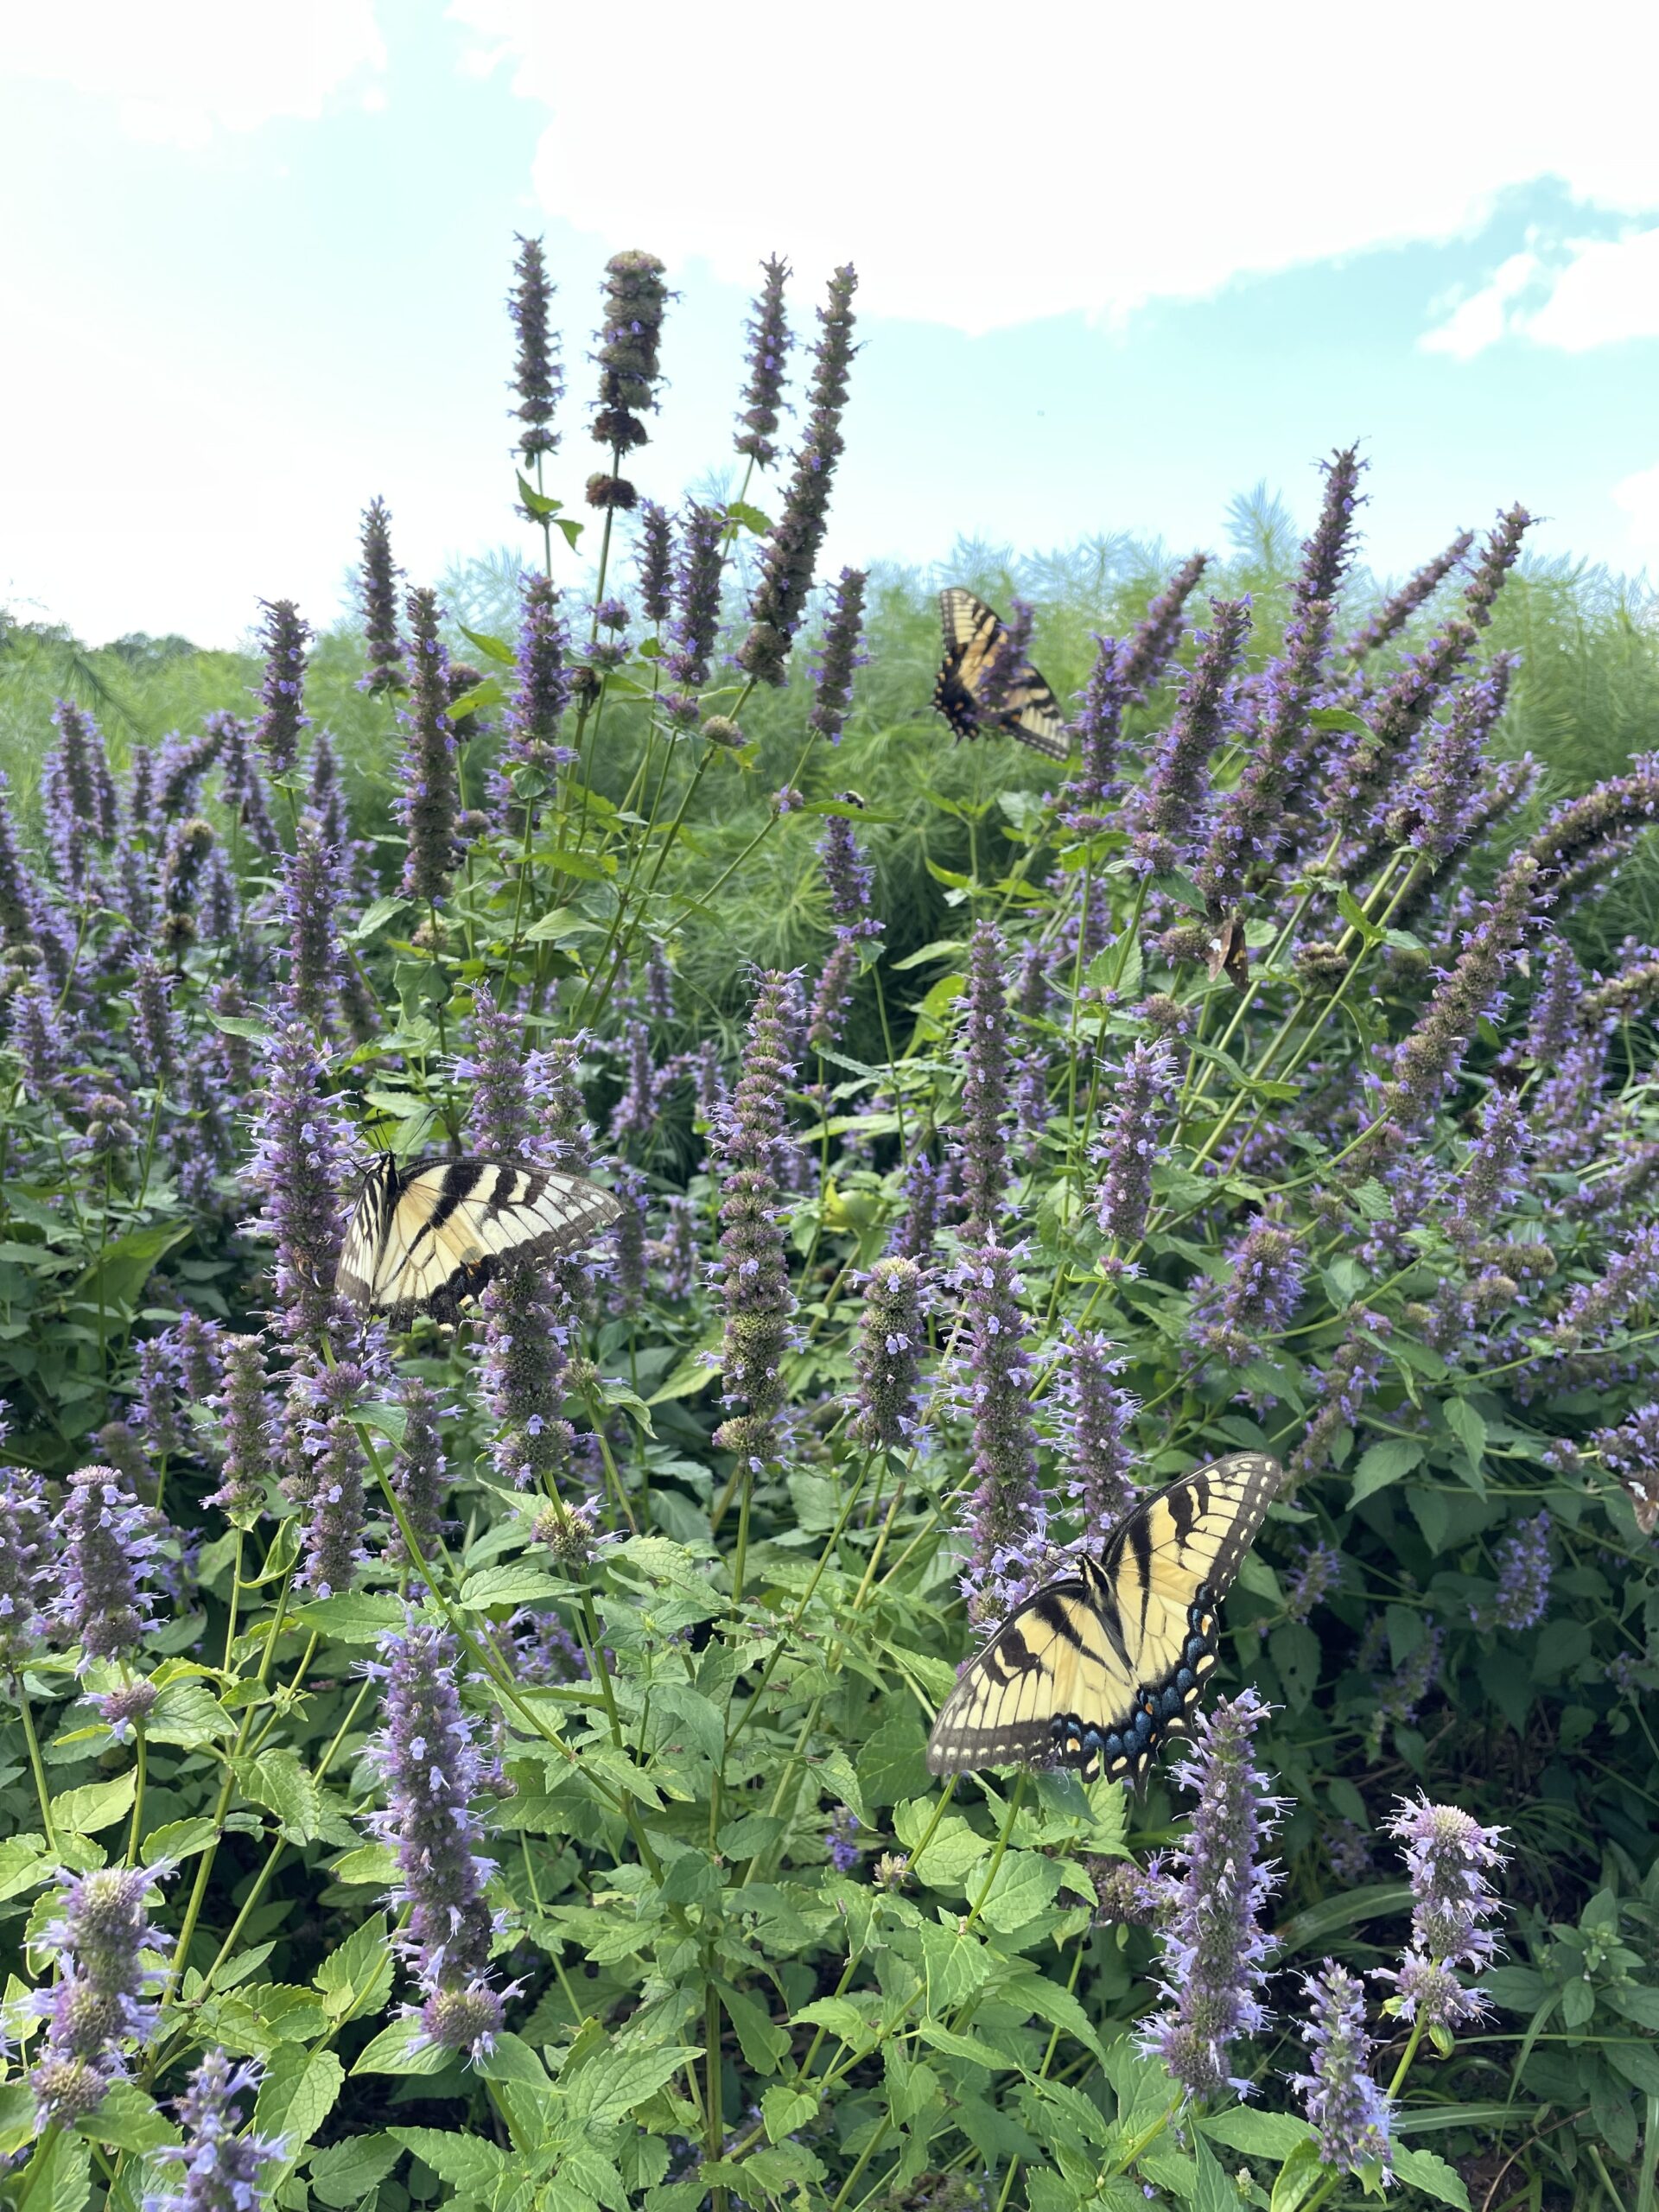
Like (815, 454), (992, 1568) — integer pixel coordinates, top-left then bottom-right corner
(710, 971), (801, 1465)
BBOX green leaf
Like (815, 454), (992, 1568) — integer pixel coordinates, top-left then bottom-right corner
(1192, 2134), (1237, 2212)
(289, 1592), (407, 1643)
(460, 1563), (566, 1609)
(1275, 1884), (1411, 1953)
(1268, 1623), (1321, 1713)
(855, 1712), (932, 1806)
(49, 1770), (137, 1834)
(716, 1981), (790, 2075)
(314, 1912), (396, 2020)
(761, 2086), (818, 2144)
(308, 2133), (401, 2209)
(446, 677), (505, 720)
(723, 500), (773, 536)
(346, 894), (409, 944)
(1200, 2110), (1316, 2158)
(327, 1841), (399, 1885)
(1308, 706), (1371, 734)
(140, 1816), (219, 1866)
(73, 1220), (194, 1313)
(915, 2020), (1007, 2069)
(1391, 2146), (1471, 2209)
(1335, 887), (1382, 944)
(0, 1834), (50, 1903)
(1269, 2136), (1325, 2212)
(145, 1680), (233, 1749)
(522, 906), (601, 944)
(252, 2045), (344, 2158)
(237, 1748), (321, 1842)
(1606, 2037), (1659, 2095)
(563, 2044), (702, 2126)
(458, 621), (518, 665)
(515, 472), (561, 518)
(209, 1011), (272, 1040)
(1351, 1437), (1423, 1504)
(1444, 1397), (1487, 1473)
(73, 2081), (179, 2153)
(387, 2128), (508, 2188)
(353, 2017), (454, 2075)
(976, 1851), (1062, 1935)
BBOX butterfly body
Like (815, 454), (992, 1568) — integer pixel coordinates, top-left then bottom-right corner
(336, 1153), (622, 1326)
(934, 587), (1069, 761)
(926, 1452), (1281, 1784)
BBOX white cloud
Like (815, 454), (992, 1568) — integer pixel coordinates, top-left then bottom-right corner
(7, 3), (385, 147)
(1613, 460), (1659, 570)
(1425, 226), (1659, 358)
(448, 0), (1659, 333)
(1421, 252), (1541, 360)
(1524, 226), (1659, 350)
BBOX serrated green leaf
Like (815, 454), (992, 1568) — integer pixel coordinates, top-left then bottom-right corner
(49, 1771), (137, 1834)
(308, 2133), (401, 2209)
(237, 1748), (321, 1843)
(461, 1563), (566, 1609)
(140, 1817), (219, 1866)
(252, 2045), (343, 2158)
(387, 2126), (508, 2187)
(314, 1912), (395, 2018)
(1391, 2146), (1471, 2209)
(73, 2081), (179, 2153)
(288, 1592), (406, 1643)
(563, 2044), (702, 2126)
(353, 2017), (454, 2075)
(1351, 1437), (1423, 1504)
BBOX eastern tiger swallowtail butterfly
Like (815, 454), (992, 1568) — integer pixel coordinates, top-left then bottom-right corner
(336, 1154), (622, 1326)
(934, 587), (1069, 761)
(926, 1452), (1282, 1784)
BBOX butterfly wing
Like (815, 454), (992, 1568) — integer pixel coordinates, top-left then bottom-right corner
(934, 587), (1001, 740)
(337, 1156), (622, 1325)
(926, 1452), (1282, 1783)
(932, 586), (1069, 760)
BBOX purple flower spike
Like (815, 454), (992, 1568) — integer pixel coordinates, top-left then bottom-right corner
(955, 920), (1011, 1245)
(283, 816), (342, 1027)
(1092, 1039), (1178, 1251)
(1059, 1330), (1140, 1529)
(206, 1335), (279, 1520)
(887, 1153), (943, 1262)
(851, 1256), (929, 1452)
(818, 812), (879, 937)
(0, 1461), (48, 1669)
(1344, 530), (1474, 660)
(52, 1464), (160, 1665)
(739, 265), (859, 685)
(636, 500), (674, 624)
(955, 1243), (1046, 1624)
(1290, 1961), (1394, 2176)
(665, 502), (725, 690)
(1118, 552), (1209, 704)
(1485, 1512), (1551, 1631)
(480, 1263), (574, 1492)
(809, 567), (868, 744)
(806, 935), (859, 1054)
(399, 587), (459, 905)
(42, 697), (119, 889)
(590, 249), (669, 464)
(387, 1376), (455, 1573)
(29, 1862), (173, 2124)
(291, 1362), (368, 1600)
(502, 572), (575, 803)
(366, 1618), (507, 2056)
(149, 2047), (286, 2212)
(1381, 1794), (1508, 2029)
(1188, 1217), (1304, 1371)
(827, 1806), (861, 1873)
(359, 496), (406, 695)
(463, 982), (531, 1157)
(1062, 636), (1128, 830)
(509, 232), (563, 463)
(1287, 1308), (1391, 1484)
(1132, 597), (1252, 878)
(710, 971), (802, 1466)
(1141, 1688), (1284, 2099)
(734, 254), (792, 468)
(247, 1015), (351, 1352)
(253, 600), (312, 780)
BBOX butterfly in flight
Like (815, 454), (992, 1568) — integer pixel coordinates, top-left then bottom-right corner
(927, 1453), (1282, 1785)
(933, 588), (1069, 761)
(336, 1153), (621, 1327)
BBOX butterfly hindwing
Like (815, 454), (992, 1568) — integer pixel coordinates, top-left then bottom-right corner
(925, 1452), (1282, 1784)
(933, 587), (1069, 761)
(337, 1155), (622, 1325)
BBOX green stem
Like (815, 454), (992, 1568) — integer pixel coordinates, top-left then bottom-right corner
(14, 1678), (58, 1853)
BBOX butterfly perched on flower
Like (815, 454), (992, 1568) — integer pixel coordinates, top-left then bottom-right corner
(336, 1153), (621, 1326)
(933, 588), (1069, 761)
(927, 1453), (1282, 1784)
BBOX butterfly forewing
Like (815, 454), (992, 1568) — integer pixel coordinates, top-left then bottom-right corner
(933, 587), (1070, 761)
(925, 1452), (1282, 1784)
(337, 1154), (622, 1325)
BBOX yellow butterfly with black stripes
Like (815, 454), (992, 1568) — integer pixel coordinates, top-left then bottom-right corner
(336, 1154), (621, 1327)
(926, 1452), (1282, 1784)
(933, 587), (1069, 761)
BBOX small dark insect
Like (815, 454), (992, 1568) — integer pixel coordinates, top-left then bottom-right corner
(1206, 916), (1249, 993)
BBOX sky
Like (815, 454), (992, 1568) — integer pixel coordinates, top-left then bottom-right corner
(3, 0), (1658, 650)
